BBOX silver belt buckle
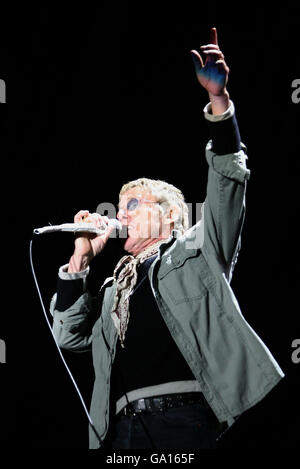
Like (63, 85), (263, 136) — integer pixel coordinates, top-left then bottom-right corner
(137, 398), (146, 412)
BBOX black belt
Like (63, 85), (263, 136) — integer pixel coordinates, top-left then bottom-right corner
(120, 392), (209, 416)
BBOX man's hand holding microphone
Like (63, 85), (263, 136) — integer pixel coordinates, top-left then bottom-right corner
(68, 211), (119, 273)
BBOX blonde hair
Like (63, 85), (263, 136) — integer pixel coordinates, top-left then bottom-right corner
(119, 177), (189, 235)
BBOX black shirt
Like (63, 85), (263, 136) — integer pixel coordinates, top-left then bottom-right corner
(110, 256), (195, 403)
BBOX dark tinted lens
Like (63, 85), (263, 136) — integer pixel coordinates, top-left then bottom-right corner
(127, 198), (139, 211)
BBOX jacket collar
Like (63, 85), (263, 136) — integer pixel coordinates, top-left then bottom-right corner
(157, 230), (180, 257)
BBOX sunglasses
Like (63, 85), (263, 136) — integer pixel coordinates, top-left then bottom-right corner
(118, 197), (158, 214)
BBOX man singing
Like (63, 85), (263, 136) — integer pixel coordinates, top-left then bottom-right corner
(51, 28), (284, 449)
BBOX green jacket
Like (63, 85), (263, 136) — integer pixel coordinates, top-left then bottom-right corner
(51, 141), (284, 449)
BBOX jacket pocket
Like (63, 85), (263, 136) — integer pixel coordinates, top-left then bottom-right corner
(158, 253), (208, 305)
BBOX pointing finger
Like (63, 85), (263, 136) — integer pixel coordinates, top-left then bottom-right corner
(210, 27), (218, 46)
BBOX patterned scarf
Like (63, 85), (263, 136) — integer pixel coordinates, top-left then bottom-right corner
(111, 239), (166, 348)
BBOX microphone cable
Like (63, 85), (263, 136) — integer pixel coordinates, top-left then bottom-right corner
(29, 237), (106, 449)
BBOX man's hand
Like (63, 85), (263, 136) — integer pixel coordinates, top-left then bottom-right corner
(191, 27), (230, 115)
(68, 210), (115, 273)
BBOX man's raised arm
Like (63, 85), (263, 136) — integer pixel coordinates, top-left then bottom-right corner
(190, 28), (250, 276)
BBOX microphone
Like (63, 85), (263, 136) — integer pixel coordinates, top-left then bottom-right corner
(33, 219), (122, 235)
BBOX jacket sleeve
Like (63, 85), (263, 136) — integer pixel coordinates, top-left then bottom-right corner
(185, 101), (250, 281)
(50, 264), (100, 352)
(50, 291), (98, 351)
(202, 139), (250, 279)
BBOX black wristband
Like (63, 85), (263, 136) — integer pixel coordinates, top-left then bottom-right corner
(207, 113), (241, 155)
(55, 276), (85, 312)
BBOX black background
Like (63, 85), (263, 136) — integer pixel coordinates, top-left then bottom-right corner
(0, 3), (299, 449)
